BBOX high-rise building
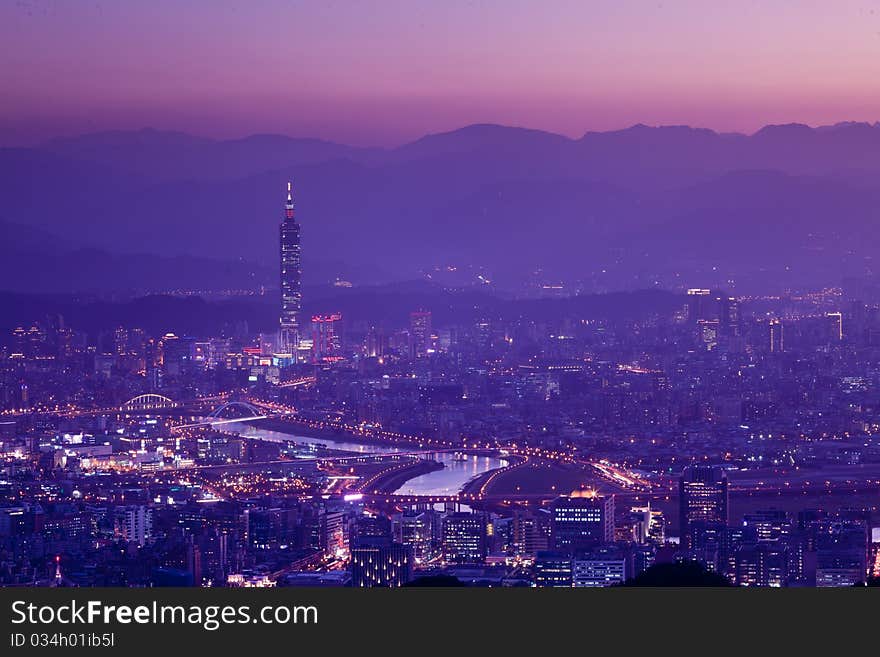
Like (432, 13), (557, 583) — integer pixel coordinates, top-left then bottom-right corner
(679, 466), (729, 549)
(114, 506), (153, 547)
(409, 310), (432, 358)
(320, 509), (348, 558)
(512, 509), (550, 557)
(686, 288), (712, 323)
(442, 512), (487, 564)
(364, 326), (386, 359)
(720, 296), (741, 337)
(279, 182), (302, 352)
(393, 510), (433, 563)
(311, 313), (342, 362)
(686, 520), (727, 573)
(114, 326), (128, 355)
(742, 509), (791, 543)
(550, 492), (615, 552)
(698, 319), (719, 351)
(350, 537), (414, 587)
(769, 318), (784, 353)
(825, 312), (843, 342)
(533, 551), (572, 587)
(572, 546), (628, 587)
(355, 514), (392, 541)
(628, 505), (653, 544)
(815, 519), (868, 587)
(733, 542), (788, 587)
(246, 508), (296, 551)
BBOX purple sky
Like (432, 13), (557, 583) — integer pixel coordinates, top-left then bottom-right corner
(2, 0), (880, 146)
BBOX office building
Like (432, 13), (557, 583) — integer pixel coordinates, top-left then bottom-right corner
(686, 288), (712, 323)
(534, 551), (572, 587)
(720, 295), (741, 337)
(550, 492), (614, 552)
(409, 310), (432, 358)
(311, 313), (342, 362)
(114, 505), (153, 547)
(572, 547), (627, 587)
(769, 318), (784, 353)
(815, 520), (868, 587)
(442, 512), (487, 564)
(350, 538), (414, 588)
(679, 466), (728, 549)
(733, 542), (788, 587)
(393, 510), (434, 563)
(742, 509), (791, 543)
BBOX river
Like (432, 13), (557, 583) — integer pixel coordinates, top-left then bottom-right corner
(230, 423), (506, 497)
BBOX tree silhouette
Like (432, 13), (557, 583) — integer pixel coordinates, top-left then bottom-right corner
(405, 575), (465, 587)
(620, 561), (733, 587)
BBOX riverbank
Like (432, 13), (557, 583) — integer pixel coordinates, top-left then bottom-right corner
(362, 459), (446, 494)
(243, 417), (511, 498)
(460, 454), (526, 496)
(247, 417), (425, 450)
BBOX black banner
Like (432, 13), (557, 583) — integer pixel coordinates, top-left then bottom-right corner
(0, 587), (875, 652)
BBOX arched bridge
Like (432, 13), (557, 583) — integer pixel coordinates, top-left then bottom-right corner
(121, 394), (180, 411)
(170, 399), (276, 431)
(208, 401), (262, 418)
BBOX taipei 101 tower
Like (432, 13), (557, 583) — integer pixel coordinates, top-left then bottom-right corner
(279, 181), (302, 353)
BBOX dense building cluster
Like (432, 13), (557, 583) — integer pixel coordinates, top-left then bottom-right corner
(1, 280), (879, 587)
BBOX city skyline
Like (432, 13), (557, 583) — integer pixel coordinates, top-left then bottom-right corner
(3, 1), (880, 594)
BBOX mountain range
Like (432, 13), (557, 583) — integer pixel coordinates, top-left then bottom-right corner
(3, 121), (880, 294)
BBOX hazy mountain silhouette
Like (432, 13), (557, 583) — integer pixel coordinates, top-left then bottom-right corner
(43, 128), (383, 182)
(0, 220), (276, 294)
(3, 121), (880, 293)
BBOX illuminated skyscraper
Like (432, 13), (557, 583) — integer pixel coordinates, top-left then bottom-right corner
(442, 512), (487, 564)
(825, 312), (843, 342)
(769, 318), (784, 353)
(550, 492), (615, 552)
(698, 319), (719, 351)
(409, 310), (432, 358)
(311, 313), (342, 362)
(720, 295), (741, 337)
(686, 288), (712, 323)
(279, 182), (302, 352)
(679, 465), (729, 549)
(572, 546), (628, 587)
(533, 551), (573, 587)
(815, 519), (868, 587)
(350, 538), (414, 587)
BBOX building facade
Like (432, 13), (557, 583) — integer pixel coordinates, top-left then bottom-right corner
(279, 182), (302, 352)
(679, 466), (728, 549)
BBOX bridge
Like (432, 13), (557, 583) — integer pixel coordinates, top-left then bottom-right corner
(170, 400), (276, 431)
(120, 394), (181, 411)
(277, 376), (317, 388)
(207, 400), (262, 418)
(357, 490), (565, 509)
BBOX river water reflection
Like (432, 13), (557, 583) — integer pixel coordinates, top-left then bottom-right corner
(233, 424), (506, 496)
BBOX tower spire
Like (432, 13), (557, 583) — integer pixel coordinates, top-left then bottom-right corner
(285, 181), (294, 220)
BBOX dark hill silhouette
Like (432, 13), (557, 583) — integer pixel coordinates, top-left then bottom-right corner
(620, 561), (733, 587)
(404, 575), (465, 587)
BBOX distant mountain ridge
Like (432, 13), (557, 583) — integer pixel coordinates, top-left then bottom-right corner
(3, 120), (880, 293)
